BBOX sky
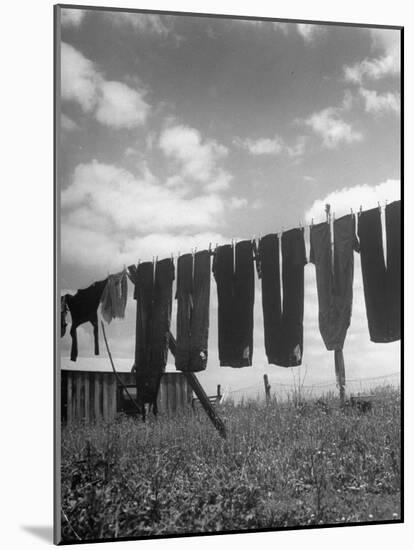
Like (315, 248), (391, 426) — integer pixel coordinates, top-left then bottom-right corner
(58, 7), (401, 399)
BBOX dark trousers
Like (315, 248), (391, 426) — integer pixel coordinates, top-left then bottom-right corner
(259, 229), (306, 367)
(213, 240), (255, 367)
(310, 215), (357, 351)
(175, 250), (211, 372)
(134, 259), (174, 375)
(358, 201), (400, 342)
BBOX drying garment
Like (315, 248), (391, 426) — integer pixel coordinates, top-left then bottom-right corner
(213, 240), (255, 367)
(61, 295), (69, 337)
(357, 201), (401, 343)
(175, 250), (211, 372)
(100, 269), (128, 324)
(65, 279), (108, 362)
(259, 229), (307, 367)
(133, 258), (175, 376)
(310, 214), (358, 351)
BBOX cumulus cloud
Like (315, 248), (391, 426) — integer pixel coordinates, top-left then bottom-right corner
(305, 107), (362, 149)
(61, 8), (86, 27)
(296, 23), (324, 43)
(304, 179), (400, 223)
(159, 124), (232, 193)
(235, 134), (306, 157)
(359, 87), (400, 115)
(61, 42), (150, 128)
(344, 28), (400, 83)
(61, 160), (246, 272)
(61, 113), (78, 131)
(104, 12), (174, 37)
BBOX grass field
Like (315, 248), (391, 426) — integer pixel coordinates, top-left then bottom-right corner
(60, 386), (401, 542)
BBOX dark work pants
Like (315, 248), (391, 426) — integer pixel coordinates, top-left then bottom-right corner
(259, 229), (306, 367)
(358, 201), (400, 342)
(310, 215), (357, 351)
(175, 250), (211, 372)
(134, 259), (174, 376)
(213, 240), (255, 367)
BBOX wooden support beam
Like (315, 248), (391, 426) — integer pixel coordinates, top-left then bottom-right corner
(263, 374), (271, 404)
(168, 331), (227, 439)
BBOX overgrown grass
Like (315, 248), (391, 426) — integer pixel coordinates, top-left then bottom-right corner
(60, 386), (401, 542)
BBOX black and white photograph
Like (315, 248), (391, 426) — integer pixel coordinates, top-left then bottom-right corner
(55, 4), (402, 545)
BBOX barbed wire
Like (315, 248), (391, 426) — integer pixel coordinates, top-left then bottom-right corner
(227, 371), (400, 394)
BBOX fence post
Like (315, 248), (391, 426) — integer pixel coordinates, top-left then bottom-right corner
(263, 374), (271, 404)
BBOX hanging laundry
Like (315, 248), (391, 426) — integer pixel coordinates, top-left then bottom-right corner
(61, 295), (69, 337)
(357, 200), (400, 342)
(64, 279), (108, 362)
(175, 250), (211, 372)
(213, 240), (255, 367)
(259, 228), (307, 367)
(310, 214), (358, 351)
(100, 269), (128, 324)
(133, 258), (175, 376)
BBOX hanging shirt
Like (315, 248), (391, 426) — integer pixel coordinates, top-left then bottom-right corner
(175, 250), (211, 372)
(213, 240), (255, 367)
(310, 214), (358, 351)
(357, 201), (400, 343)
(100, 269), (128, 324)
(65, 279), (108, 362)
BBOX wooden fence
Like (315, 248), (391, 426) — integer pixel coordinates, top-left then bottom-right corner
(61, 371), (193, 424)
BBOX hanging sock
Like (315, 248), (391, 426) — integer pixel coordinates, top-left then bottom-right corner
(310, 214), (358, 351)
(100, 269), (128, 324)
(213, 240), (255, 367)
(65, 279), (108, 362)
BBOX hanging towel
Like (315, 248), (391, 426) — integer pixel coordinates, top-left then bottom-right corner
(65, 279), (107, 362)
(310, 214), (358, 351)
(259, 228), (306, 367)
(213, 240), (255, 367)
(358, 201), (400, 342)
(175, 250), (211, 372)
(100, 269), (128, 324)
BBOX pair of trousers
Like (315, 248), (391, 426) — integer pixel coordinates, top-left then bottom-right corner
(213, 240), (255, 367)
(259, 228), (306, 367)
(310, 214), (358, 351)
(133, 258), (174, 376)
(65, 279), (108, 362)
(175, 250), (211, 372)
(357, 201), (400, 342)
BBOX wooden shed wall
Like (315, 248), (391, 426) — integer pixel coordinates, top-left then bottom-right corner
(61, 371), (192, 424)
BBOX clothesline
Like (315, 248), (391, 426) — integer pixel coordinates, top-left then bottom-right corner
(102, 200), (391, 274)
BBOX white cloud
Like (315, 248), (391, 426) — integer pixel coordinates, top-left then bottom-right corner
(95, 81), (150, 128)
(235, 134), (306, 157)
(61, 8), (86, 27)
(61, 42), (100, 112)
(60, 159), (249, 272)
(304, 179), (400, 223)
(61, 113), (78, 131)
(305, 107), (362, 149)
(236, 135), (284, 155)
(105, 12), (174, 36)
(296, 23), (324, 43)
(61, 42), (150, 129)
(344, 28), (400, 83)
(359, 87), (400, 115)
(159, 124), (230, 186)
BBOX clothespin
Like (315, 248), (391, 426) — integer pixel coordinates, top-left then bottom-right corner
(359, 205), (362, 213)
(208, 242), (212, 253)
